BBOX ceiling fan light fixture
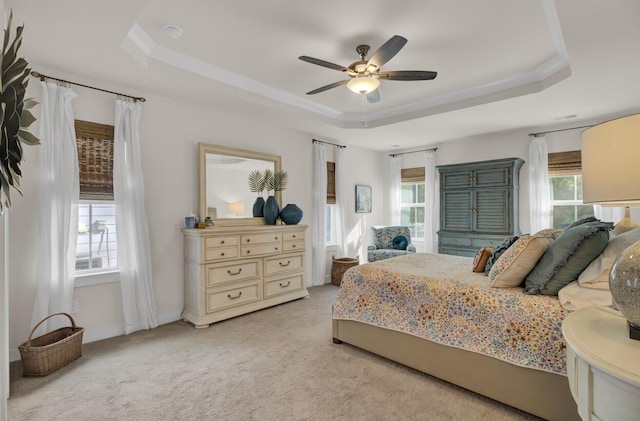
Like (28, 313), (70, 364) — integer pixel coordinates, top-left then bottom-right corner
(347, 76), (380, 94)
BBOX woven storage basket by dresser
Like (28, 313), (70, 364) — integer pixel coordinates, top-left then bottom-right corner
(331, 256), (359, 286)
(19, 313), (84, 377)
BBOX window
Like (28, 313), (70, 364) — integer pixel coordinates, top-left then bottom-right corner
(548, 151), (594, 229)
(75, 120), (118, 272)
(325, 161), (337, 245)
(400, 167), (426, 239)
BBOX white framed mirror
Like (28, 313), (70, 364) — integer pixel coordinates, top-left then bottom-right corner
(199, 143), (282, 225)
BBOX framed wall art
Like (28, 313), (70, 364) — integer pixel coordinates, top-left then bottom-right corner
(355, 185), (372, 213)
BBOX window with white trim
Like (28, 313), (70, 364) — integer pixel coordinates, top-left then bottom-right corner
(400, 167), (425, 239)
(548, 151), (594, 229)
(75, 120), (118, 273)
(325, 161), (337, 245)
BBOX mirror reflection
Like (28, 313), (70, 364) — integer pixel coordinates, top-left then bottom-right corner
(199, 143), (281, 221)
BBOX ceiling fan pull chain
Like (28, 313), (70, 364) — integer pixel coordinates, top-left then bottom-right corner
(361, 93), (368, 128)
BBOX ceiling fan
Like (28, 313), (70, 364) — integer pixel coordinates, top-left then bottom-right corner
(298, 35), (437, 103)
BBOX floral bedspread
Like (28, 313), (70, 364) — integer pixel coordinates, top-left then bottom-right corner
(333, 253), (568, 375)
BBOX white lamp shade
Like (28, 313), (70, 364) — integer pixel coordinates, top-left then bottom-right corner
(347, 76), (380, 94)
(582, 113), (640, 205)
(228, 202), (245, 215)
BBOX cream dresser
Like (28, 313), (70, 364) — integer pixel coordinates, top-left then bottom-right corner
(182, 224), (308, 328)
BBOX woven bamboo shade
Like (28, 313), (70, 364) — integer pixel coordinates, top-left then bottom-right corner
(548, 150), (581, 176)
(327, 161), (336, 204)
(401, 167), (425, 183)
(75, 120), (115, 200)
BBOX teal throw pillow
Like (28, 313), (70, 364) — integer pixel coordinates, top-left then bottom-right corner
(392, 235), (408, 250)
(484, 235), (520, 274)
(524, 221), (612, 295)
(566, 216), (600, 230)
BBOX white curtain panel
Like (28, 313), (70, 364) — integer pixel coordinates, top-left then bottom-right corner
(388, 155), (402, 225)
(335, 147), (348, 257)
(32, 82), (79, 335)
(114, 99), (158, 334)
(593, 205), (625, 224)
(528, 136), (551, 233)
(311, 142), (327, 286)
(423, 151), (437, 253)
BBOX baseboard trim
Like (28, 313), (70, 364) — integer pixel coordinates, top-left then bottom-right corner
(10, 311), (183, 362)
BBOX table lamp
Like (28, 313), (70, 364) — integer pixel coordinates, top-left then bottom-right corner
(228, 202), (245, 217)
(582, 113), (640, 339)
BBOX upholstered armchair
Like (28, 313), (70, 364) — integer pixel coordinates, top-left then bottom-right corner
(367, 225), (417, 262)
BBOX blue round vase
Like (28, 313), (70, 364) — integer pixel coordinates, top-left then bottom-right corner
(252, 197), (265, 217)
(279, 204), (303, 225)
(263, 196), (280, 225)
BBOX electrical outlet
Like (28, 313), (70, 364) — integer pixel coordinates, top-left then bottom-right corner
(71, 298), (79, 314)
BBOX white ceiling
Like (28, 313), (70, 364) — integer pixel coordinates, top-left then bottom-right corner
(8, 0), (640, 150)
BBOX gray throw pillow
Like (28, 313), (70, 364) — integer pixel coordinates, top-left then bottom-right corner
(524, 221), (612, 295)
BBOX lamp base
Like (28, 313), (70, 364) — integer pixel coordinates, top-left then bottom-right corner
(628, 321), (640, 340)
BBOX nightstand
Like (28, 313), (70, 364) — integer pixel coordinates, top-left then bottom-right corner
(562, 306), (640, 421)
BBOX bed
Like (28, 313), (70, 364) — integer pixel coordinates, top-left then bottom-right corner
(332, 252), (581, 421)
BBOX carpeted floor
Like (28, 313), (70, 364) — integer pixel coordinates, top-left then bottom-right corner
(9, 284), (539, 420)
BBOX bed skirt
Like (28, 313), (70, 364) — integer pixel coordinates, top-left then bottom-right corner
(332, 318), (579, 421)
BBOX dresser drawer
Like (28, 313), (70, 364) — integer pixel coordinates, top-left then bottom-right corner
(241, 243), (281, 257)
(205, 235), (238, 248)
(264, 274), (304, 298)
(241, 232), (281, 245)
(283, 231), (305, 241)
(205, 246), (239, 261)
(206, 281), (261, 312)
(439, 236), (472, 247)
(439, 246), (477, 258)
(206, 259), (260, 287)
(470, 237), (502, 248)
(283, 240), (305, 252)
(264, 253), (304, 276)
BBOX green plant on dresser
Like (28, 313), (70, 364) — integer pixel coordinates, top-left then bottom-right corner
(437, 157), (524, 257)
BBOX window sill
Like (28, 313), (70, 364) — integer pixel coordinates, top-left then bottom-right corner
(74, 269), (120, 288)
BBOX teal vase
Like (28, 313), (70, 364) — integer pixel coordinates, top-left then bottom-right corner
(263, 196), (279, 225)
(252, 197), (265, 217)
(279, 204), (303, 225)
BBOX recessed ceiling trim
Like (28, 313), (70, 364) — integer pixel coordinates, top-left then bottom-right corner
(123, 0), (570, 129)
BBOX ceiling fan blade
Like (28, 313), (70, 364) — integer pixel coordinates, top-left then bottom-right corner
(378, 70), (438, 81)
(367, 90), (380, 103)
(298, 56), (348, 72)
(367, 35), (407, 70)
(306, 79), (349, 95)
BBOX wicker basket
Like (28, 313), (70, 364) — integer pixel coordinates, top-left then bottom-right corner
(19, 313), (84, 377)
(331, 256), (360, 286)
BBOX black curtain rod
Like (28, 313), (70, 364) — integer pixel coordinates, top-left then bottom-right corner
(528, 124), (592, 137)
(389, 147), (438, 157)
(312, 138), (346, 149)
(30, 71), (146, 102)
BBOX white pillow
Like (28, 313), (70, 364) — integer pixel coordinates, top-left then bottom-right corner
(558, 281), (613, 311)
(578, 227), (640, 288)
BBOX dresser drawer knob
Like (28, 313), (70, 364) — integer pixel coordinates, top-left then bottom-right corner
(220, 253), (225, 257)
(279, 260), (291, 267)
(221, 240), (225, 245)
(275, 236), (279, 240)
(292, 235), (296, 238)
(292, 245), (296, 248)
(227, 292), (242, 300)
(246, 239), (251, 243)
(246, 250), (251, 254)
(279, 281), (291, 288)
(227, 268), (242, 276)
